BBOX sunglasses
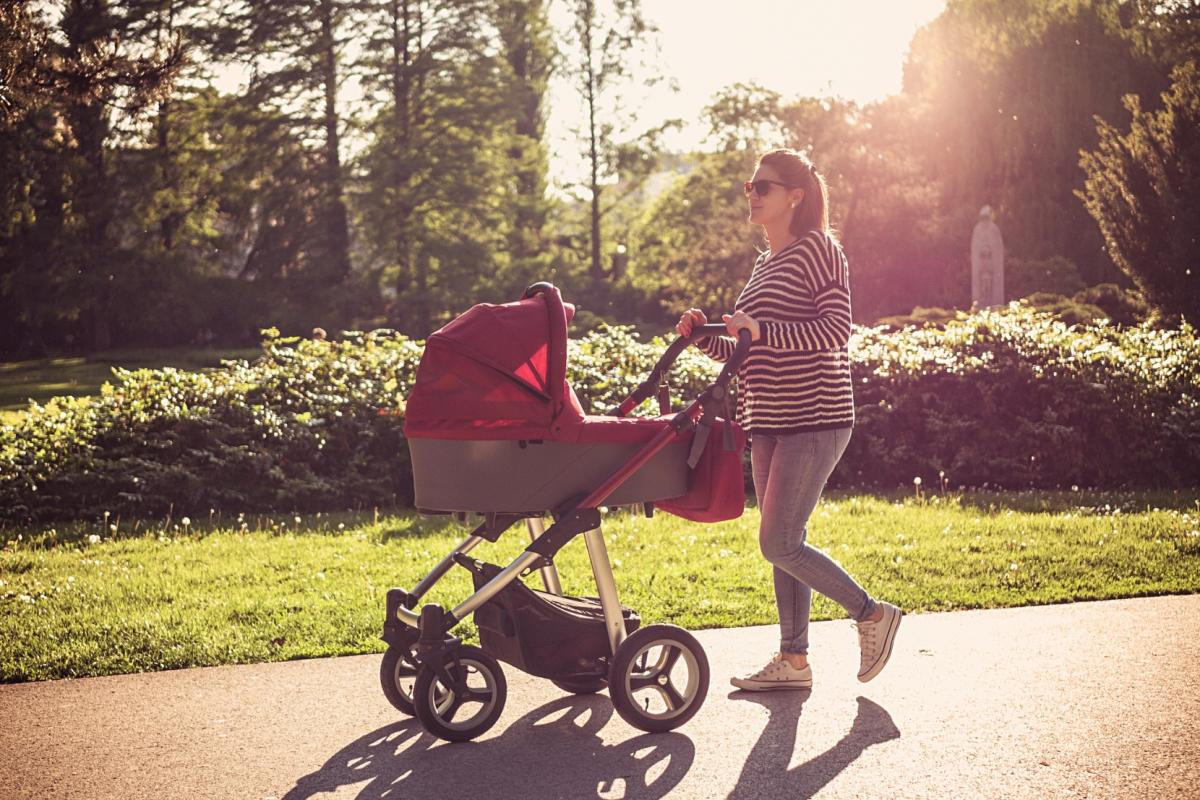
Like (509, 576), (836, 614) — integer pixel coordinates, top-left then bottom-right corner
(743, 179), (790, 197)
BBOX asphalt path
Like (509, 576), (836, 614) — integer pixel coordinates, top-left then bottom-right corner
(2, 594), (1197, 799)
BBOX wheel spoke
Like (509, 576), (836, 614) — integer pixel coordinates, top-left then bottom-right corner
(658, 681), (686, 712)
(442, 694), (465, 722)
(630, 673), (659, 693)
(464, 688), (493, 704)
(658, 645), (683, 675)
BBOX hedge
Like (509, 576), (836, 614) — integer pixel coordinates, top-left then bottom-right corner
(2, 303), (1197, 523)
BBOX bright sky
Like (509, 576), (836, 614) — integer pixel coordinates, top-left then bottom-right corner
(547, 0), (947, 185)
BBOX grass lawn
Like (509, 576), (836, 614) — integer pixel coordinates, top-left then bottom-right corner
(2, 489), (1198, 683)
(0, 347), (260, 423)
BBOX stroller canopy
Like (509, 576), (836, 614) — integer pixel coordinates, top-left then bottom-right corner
(404, 285), (588, 441)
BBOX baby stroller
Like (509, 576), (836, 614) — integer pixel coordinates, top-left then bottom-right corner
(380, 282), (750, 743)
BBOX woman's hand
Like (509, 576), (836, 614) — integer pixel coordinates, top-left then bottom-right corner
(722, 311), (761, 341)
(676, 308), (707, 337)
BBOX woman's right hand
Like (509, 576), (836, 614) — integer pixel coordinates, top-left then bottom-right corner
(676, 308), (707, 337)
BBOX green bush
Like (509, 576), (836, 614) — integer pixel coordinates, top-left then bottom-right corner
(3, 305), (1197, 523)
(1072, 283), (1149, 326)
(0, 330), (423, 524)
(841, 302), (1200, 489)
(1020, 292), (1110, 327)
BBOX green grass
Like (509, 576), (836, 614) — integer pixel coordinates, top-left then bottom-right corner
(0, 347), (260, 423)
(2, 489), (1199, 683)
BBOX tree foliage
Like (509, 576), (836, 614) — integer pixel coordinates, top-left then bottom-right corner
(1078, 60), (1200, 325)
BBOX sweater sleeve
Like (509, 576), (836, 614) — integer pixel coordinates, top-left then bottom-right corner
(697, 334), (735, 363)
(760, 245), (852, 352)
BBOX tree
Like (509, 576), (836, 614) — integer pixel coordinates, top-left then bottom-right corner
(559, 0), (672, 295)
(494, 0), (556, 277)
(1078, 60), (1200, 325)
(353, 0), (516, 333)
(0, 0), (183, 353)
(212, 0), (354, 298)
(632, 149), (757, 319)
(902, 0), (1165, 287)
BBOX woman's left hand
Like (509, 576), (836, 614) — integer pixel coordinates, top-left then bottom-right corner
(722, 311), (761, 341)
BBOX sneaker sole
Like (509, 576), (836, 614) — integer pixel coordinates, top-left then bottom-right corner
(857, 607), (902, 683)
(729, 677), (813, 691)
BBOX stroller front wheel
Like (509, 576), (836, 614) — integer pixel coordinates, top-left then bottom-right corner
(413, 645), (507, 742)
(608, 624), (709, 733)
(379, 640), (419, 715)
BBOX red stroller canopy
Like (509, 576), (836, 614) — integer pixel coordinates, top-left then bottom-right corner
(404, 285), (587, 441)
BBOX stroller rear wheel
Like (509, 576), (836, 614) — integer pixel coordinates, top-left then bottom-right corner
(608, 624), (709, 733)
(379, 640), (419, 715)
(413, 645), (507, 742)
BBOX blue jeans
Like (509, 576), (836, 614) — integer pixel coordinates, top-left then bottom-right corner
(751, 428), (876, 655)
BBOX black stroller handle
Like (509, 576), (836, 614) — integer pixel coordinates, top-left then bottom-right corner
(610, 323), (752, 417)
(521, 281), (557, 299)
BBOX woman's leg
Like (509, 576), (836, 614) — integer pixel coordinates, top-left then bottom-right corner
(756, 428), (876, 656)
(751, 433), (811, 656)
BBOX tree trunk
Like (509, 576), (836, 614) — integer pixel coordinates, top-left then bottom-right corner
(581, 1), (603, 284)
(63, 0), (115, 350)
(156, 1), (177, 252)
(319, 0), (352, 285)
(500, 1), (550, 261)
(391, 0), (417, 327)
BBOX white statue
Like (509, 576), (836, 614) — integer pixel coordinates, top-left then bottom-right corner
(971, 205), (1005, 309)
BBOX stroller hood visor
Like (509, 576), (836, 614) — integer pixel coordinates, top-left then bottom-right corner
(404, 286), (586, 441)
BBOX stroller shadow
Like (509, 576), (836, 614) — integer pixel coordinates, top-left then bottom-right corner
(726, 693), (901, 800)
(283, 695), (694, 800)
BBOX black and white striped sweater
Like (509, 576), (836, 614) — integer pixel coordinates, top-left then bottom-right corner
(699, 229), (855, 434)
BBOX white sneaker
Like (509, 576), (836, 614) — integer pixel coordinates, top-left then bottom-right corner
(730, 653), (813, 691)
(856, 602), (902, 682)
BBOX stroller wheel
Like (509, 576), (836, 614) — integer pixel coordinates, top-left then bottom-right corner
(413, 645), (507, 743)
(379, 641), (419, 716)
(552, 676), (608, 695)
(608, 624), (709, 733)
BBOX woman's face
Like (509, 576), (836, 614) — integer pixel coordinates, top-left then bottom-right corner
(745, 163), (804, 229)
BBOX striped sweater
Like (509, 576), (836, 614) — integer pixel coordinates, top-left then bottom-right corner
(699, 229), (855, 434)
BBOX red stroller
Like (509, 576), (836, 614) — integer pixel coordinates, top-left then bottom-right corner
(380, 283), (750, 742)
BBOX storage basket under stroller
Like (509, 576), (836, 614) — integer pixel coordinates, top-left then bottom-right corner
(465, 558), (640, 681)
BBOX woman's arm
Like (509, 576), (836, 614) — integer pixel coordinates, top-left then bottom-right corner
(698, 335), (736, 362)
(760, 248), (852, 351)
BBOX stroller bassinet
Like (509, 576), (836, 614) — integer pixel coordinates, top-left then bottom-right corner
(403, 283), (689, 512)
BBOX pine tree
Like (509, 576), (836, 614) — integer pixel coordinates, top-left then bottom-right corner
(1078, 60), (1200, 325)
(213, 0), (354, 298)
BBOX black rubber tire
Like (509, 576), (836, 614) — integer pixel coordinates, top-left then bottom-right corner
(379, 641), (419, 716)
(608, 624), (709, 733)
(413, 645), (507, 743)
(551, 676), (608, 695)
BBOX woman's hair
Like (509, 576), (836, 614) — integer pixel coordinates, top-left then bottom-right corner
(757, 148), (830, 238)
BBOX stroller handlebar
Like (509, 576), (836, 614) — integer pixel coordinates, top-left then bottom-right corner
(609, 324), (752, 417)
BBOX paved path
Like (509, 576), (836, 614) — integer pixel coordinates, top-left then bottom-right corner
(2, 595), (1198, 800)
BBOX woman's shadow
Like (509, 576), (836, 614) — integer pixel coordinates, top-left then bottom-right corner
(726, 692), (901, 800)
(283, 695), (694, 800)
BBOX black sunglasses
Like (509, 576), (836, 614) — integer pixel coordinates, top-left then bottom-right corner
(743, 179), (790, 197)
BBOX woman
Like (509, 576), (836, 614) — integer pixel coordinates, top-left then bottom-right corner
(676, 148), (901, 690)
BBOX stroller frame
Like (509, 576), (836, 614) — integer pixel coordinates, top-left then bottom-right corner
(382, 283), (751, 742)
